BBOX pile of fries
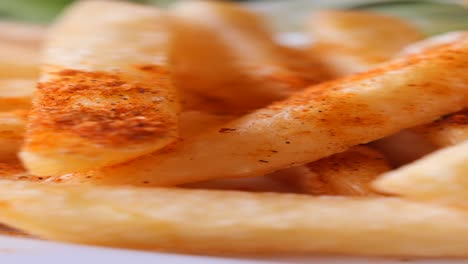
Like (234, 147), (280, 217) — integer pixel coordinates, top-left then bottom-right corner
(0, 0), (467, 258)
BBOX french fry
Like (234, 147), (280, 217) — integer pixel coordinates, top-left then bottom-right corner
(0, 79), (35, 111)
(0, 110), (233, 164)
(0, 21), (45, 48)
(270, 146), (390, 196)
(20, 1), (179, 176)
(373, 140), (468, 206)
(0, 41), (40, 79)
(370, 130), (437, 167)
(308, 10), (424, 76)
(411, 111), (467, 147)
(2, 181), (468, 256)
(59, 36), (468, 186)
(0, 110), (27, 162)
(399, 33), (468, 149)
(171, 0), (329, 112)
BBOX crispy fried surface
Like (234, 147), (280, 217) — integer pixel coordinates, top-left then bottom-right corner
(57, 36), (468, 186)
(3, 182), (468, 256)
(30, 69), (175, 148)
(20, 1), (179, 176)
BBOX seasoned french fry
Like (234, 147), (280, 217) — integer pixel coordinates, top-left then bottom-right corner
(373, 140), (468, 206)
(0, 110), (27, 162)
(2, 181), (468, 256)
(270, 146), (390, 196)
(20, 1), (179, 176)
(399, 34), (468, 149)
(411, 111), (468, 147)
(0, 41), (40, 79)
(171, 0), (329, 112)
(0, 79), (35, 111)
(59, 36), (468, 186)
(309, 10), (424, 76)
(370, 130), (437, 167)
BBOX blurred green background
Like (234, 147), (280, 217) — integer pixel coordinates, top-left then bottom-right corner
(0, 0), (466, 35)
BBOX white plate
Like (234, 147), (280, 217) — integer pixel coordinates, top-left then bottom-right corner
(0, 235), (466, 263)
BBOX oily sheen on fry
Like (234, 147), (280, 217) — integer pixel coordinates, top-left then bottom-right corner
(68, 35), (468, 187)
(20, 1), (179, 176)
(1, 181), (468, 257)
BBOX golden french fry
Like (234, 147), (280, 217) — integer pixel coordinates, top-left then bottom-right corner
(270, 146), (390, 196)
(0, 41), (40, 79)
(2, 181), (468, 256)
(0, 110), (27, 162)
(58, 36), (468, 186)
(373, 140), (468, 205)
(171, 0), (329, 112)
(20, 1), (179, 176)
(308, 10), (424, 76)
(411, 111), (467, 147)
(370, 130), (437, 167)
(397, 34), (468, 151)
(0, 79), (36, 111)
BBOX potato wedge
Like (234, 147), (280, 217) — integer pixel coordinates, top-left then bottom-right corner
(0, 79), (35, 111)
(2, 181), (468, 256)
(0, 110), (27, 162)
(59, 36), (468, 186)
(171, 0), (329, 112)
(270, 146), (390, 196)
(20, 1), (179, 176)
(373, 140), (468, 206)
(308, 10), (424, 76)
